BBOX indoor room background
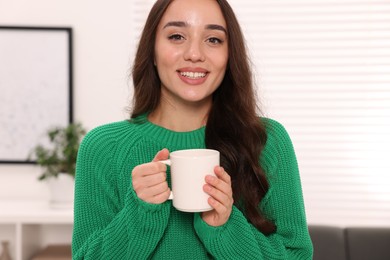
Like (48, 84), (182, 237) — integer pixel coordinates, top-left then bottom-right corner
(0, 0), (389, 258)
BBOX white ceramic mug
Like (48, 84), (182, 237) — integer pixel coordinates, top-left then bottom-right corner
(160, 149), (219, 212)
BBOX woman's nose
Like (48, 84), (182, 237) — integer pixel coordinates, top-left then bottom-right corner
(183, 41), (205, 62)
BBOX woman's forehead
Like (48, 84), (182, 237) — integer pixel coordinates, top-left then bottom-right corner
(159, 0), (226, 29)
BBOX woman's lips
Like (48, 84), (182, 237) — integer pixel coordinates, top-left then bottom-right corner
(177, 68), (209, 85)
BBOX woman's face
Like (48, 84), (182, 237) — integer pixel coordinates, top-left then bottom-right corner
(154, 0), (228, 108)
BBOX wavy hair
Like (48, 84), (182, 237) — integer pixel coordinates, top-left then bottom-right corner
(131, 0), (276, 234)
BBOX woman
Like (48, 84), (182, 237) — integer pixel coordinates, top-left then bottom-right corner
(72, 0), (313, 259)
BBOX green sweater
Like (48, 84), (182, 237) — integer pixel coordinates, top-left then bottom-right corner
(72, 115), (313, 259)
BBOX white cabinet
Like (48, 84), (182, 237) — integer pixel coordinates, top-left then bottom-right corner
(0, 201), (73, 260)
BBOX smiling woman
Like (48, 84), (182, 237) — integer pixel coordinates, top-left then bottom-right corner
(72, 0), (313, 259)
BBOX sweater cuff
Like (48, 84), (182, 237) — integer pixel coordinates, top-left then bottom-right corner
(128, 188), (172, 213)
(194, 207), (265, 259)
(194, 206), (244, 243)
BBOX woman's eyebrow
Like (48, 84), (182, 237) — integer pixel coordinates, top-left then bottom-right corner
(206, 24), (227, 34)
(163, 21), (227, 34)
(163, 21), (186, 29)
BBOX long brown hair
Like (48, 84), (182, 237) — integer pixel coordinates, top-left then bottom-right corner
(131, 0), (276, 235)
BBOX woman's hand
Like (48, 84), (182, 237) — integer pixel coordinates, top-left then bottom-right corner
(132, 149), (171, 204)
(201, 166), (234, 227)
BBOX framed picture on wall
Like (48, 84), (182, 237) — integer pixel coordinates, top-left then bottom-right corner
(0, 26), (73, 163)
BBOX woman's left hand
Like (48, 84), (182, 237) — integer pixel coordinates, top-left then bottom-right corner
(201, 166), (234, 227)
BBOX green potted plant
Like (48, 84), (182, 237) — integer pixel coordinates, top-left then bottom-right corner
(30, 123), (86, 207)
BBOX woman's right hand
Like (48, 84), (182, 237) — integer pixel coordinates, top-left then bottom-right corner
(131, 148), (171, 204)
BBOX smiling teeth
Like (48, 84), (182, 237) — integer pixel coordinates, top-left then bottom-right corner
(180, 72), (206, 79)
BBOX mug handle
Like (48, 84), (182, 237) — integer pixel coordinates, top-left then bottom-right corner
(160, 159), (173, 200)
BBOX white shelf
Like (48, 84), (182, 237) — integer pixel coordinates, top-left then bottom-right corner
(0, 200), (73, 260)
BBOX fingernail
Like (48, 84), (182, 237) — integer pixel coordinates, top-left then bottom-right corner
(204, 184), (212, 192)
(205, 175), (214, 182)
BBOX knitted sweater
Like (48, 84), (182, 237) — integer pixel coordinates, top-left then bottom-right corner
(72, 115), (313, 259)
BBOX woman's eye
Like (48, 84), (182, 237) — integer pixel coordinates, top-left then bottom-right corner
(168, 34), (184, 41)
(207, 37), (223, 45)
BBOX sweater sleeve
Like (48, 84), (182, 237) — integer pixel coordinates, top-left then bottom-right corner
(194, 119), (313, 259)
(72, 125), (171, 259)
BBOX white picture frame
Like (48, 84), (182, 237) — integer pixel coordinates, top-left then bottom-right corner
(0, 26), (73, 163)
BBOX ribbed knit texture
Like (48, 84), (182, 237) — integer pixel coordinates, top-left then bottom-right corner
(72, 114), (313, 259)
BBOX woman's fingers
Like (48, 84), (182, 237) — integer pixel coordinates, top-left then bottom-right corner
(133, 161), (166, 177)
(201, 166), (234, 226)
(131, 148), (171, 204)
(214, 166), (232, 188)
(152, 148), (169, 162)
(138, 181), (171, 203)
(132, 162), (165, 189)
(204, 167), (233, 200)
(203, 178), (232, 208)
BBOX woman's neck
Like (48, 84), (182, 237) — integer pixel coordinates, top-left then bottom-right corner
(148, 99), (211, 132)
